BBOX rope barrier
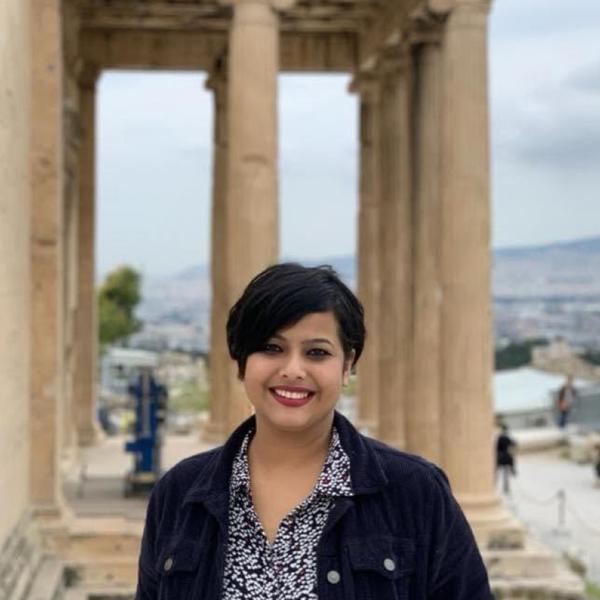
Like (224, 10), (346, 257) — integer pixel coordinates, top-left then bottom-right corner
(565, 502), (600, 537)
(510, 483), (560, 506)
(508, 484), (600, 536)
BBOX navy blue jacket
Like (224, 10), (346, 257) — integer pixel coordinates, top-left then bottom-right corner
(135, 411), (494, 599)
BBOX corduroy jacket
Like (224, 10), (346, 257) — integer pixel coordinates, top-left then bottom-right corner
(135, 411), (494, 599)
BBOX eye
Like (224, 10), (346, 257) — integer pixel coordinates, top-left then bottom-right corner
(307, 348), (331, 358)
(261, 343), (282, 353)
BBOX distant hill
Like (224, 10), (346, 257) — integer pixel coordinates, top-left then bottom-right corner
(493, 235), (600, 298)
(139, 236), (600, 319)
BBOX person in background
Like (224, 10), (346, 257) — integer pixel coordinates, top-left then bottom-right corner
(496, 423), (517, 495)
(593, 441), (600, 488)
(557, 375), (577, 429)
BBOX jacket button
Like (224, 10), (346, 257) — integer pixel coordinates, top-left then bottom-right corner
(327, 570), (341, 584)
(164, 557), (174, 572)
(383, 558), (396, 572)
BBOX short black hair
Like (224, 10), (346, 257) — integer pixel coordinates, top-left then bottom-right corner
(226, 263), (365, 378)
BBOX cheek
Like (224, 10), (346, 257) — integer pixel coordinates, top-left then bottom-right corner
(244, 357), (275, 386)
(318, 363), (347, 390)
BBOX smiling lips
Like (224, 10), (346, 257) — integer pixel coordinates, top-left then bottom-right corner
(269, 386), (316, 407)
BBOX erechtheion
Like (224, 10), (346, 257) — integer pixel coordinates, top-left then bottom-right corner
(0, 0), (585, 597)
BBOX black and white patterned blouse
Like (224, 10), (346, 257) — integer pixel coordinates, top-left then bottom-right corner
(222, 427), (354, 600)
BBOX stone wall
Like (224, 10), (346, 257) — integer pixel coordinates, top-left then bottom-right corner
(0, 0), (31, 547)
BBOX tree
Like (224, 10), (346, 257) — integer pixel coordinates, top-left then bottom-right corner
(98, 265), (143, 348)
(495, 338), (549, 371)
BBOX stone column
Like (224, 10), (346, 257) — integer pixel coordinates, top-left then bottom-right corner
(352, 74), (381, 435)
(224, 0), (290, 432)
(74, 67), (100, 446)
(204, 61), (229, 443)
(439, 0), (522, 546)
(376, 48), (414, 449)
(407, 38), (443, 463)
(30, 0), (64, 513)
(62, 160), (80, 454)
(0, 0), (31, 543)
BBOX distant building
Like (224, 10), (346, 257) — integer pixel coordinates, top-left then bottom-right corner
(494, 367), (598, 429)
(100, 347), (159, 399)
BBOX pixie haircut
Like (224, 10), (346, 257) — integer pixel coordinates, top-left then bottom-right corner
(226, 263), (365, 378)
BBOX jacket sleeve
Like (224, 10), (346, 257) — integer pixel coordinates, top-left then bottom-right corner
(427, 468), (495, 600)
(135, 485), (161, 599)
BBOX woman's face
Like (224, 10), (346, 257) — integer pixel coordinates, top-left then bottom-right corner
(242, 311), (352, 435)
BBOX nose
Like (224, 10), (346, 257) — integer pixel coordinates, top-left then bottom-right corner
(279, 352), (306, 380)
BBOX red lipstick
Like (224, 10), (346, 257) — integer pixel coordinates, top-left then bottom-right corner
(269, 386), (315, 408)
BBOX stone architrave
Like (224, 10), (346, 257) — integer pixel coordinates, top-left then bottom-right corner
(74, 66), (100, 446)
(439, 0), (522, 546)
(30, 0), (64, 513)
(352, 74), (381, 435)
(204, 61), (229, 444)
(223, 0), (289, 433)
(376, 48), (414, 449)
(407, 37), (443, 464)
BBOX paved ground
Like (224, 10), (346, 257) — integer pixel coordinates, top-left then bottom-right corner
(63, 431), (214, 520)
(500, 448), (600, 586)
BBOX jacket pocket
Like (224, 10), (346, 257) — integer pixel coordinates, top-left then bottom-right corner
(346, 535), (415, 600)
(156, 538), (203, 600)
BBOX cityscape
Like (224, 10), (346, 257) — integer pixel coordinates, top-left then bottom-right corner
(131, 235), (600, 355)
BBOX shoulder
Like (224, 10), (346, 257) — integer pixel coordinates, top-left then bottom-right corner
(362, 435), (452, 499)
(151, 446), (222, 507)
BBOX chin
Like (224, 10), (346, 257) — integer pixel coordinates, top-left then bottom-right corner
(259, 404), (334, 433)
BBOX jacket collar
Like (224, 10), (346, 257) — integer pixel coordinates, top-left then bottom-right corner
(182, 410), (388, 507)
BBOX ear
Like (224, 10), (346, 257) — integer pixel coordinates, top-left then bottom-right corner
(342, 350), (356, 386)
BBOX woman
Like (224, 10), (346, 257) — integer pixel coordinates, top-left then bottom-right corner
(135, 263), (493, 599)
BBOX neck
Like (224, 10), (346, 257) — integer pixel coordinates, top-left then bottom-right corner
(249, 412), (335, 469)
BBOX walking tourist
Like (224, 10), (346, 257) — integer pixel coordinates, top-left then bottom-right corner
(134, 263), (493, 599)
(593, 441), (600, 488)
(496, 423), (517, 494)
(557, 375), (577, 429)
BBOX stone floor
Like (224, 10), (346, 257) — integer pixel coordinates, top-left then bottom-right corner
(501, 447), (600, 587)
(63, 431), (213, 520)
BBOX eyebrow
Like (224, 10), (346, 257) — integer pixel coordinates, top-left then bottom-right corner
(272, 334), (334, 347)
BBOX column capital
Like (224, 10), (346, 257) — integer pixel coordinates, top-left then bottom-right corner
(77, 61), (100, 91)
(377, 44), (413, 77)
(348, 72), (381, 101)
(205, 56), (228, 94)
(426, 0), (492, 14)
(406, 22), (444, 47)
(219, 0), (296, 11)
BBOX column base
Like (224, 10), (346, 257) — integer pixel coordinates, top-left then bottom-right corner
(458, 492), (526, 550)
(77, 422), (104, 447)
(485, 535), (586, 598)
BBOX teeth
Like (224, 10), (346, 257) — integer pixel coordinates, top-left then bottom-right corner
(274, 388), (311, 399)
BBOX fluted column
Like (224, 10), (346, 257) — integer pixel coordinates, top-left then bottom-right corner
(439, 0), (522, 546)
(74, 67), (100, 446)
(352, 74), (381, 435)
(376, 48), (414, 449)
(30, 0), (64, 513)
(224, 0), (290, 432)
(407, 38), (443, 463)
(0, 0), (31, 542)
(204, 61), (229, 443)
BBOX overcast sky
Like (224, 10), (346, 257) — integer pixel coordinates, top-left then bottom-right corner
(97, 0), (600, 278)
